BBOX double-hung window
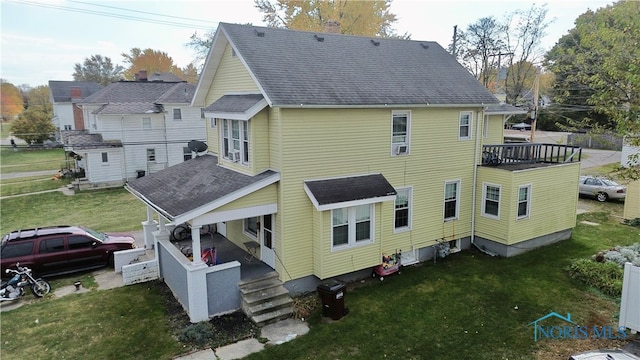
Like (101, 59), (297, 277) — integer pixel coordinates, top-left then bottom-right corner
(517, 185), (531, 219)
(459, 111), (472, 140)
(394, 187), (411, 231)
(444, 180), (460, 221)
(173, 108), (182, 120)
(142, 117), (151, 129)
(391, 111), (410, 156)
(482, 183), (501, 219)
(101, 152), (109, 164)
(332, 204), (372, 250)
(221, 119), (249, 164)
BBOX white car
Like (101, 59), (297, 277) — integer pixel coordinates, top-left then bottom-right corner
(569, 349), (640, 360)
(578, 175), (627, 202)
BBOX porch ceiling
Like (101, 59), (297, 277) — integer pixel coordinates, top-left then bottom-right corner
(125, 154), (279, 222)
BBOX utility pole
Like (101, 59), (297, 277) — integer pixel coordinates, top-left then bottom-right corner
(530, 70), (540, 143)
(452, 25), (457, 55)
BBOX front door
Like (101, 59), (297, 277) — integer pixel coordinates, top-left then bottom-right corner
(261, 214), (275, 269)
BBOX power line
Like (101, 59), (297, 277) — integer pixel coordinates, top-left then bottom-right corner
(9, 0), (218, 30)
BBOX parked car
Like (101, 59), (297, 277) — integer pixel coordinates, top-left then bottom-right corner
(569, 349), (640, 359)
(578, 175), (627, 202)
(0, 225), (136, 278)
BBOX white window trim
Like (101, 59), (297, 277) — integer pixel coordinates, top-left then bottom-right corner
(444, 179), (461, 221)
(459, 111), (473, 141)
(243, 217), (258, 239)
(516, 184), (532, 220)
(146, 148), (156, 163)
(331, 204), (374, 252)
(101, 152), (109, 165)
(173, 108), (182, 121)
(391, 110), (411, 156)
(221, 118), (249, 165)
(482, 182), (501, 219)
(142, 117), (151, 129)
(394, 186), (412, 233)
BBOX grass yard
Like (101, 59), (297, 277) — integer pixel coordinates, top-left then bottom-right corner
(1, 213), (638, 360)
(0, 175), (71, 197)
(0, 147), (67, 174)
(0, 188), (146, 235)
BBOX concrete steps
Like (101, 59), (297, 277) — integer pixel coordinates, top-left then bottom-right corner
(238, 271), (293, 326)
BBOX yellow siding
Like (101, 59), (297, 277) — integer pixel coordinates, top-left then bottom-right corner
(275, 107), (484, 280)
(204, 43), (260, 151)
(223, 219), (260, 258)
(214, 183), (278, 212)
(623, 180), (640, 220)
(251, 110), (271, 174)
(483, 114), (505, 145)
(204, 44), (259, 107)
(475, 163), (580, 245)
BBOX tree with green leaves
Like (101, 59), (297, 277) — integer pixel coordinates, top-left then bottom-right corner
(73, 55), (124, 86)
(11, 107), (56, 145)
(545, 1), (640, 177)
(254, 0), (405, 38)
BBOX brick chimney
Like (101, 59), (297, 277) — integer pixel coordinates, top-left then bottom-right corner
(70, 86), (82, 100)
(135, 70), (148, 81)
(323, 20), (341, 34)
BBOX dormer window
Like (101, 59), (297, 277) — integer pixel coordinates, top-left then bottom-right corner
(221, 119), (249, 165)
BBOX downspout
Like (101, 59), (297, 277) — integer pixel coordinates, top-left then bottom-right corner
(471, 108), (485, 246)
(121, 115), (128, 180)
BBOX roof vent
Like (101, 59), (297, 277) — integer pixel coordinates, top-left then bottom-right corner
(371, 39), (380, 46)
(314, 34), (324, 42)
(254, 29), (265, 37)
(420, 43), (429, 49)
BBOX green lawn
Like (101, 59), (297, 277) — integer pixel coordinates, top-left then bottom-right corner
(0, 147), (68, 174)
(1, 212), (637, 360)
(0, 188), (146, 235)
(0, 175), (71, 197)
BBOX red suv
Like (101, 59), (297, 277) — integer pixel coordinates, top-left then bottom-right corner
(1, 225), (136, 278)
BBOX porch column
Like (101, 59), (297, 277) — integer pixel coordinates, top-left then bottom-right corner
(142, 207), (157, 249)
(191, 225), (204, 266)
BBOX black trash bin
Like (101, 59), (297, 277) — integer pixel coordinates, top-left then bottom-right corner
(317, 279), (348, 320)
(136, 170), (146, 178)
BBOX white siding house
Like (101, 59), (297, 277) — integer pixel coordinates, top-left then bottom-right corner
(49, 81), (103, 135)
(63, 72), (206, 188)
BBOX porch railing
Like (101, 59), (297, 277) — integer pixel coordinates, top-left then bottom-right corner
(481, 143), (582, 166)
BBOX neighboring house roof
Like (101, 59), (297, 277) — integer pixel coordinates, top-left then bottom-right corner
(81, 80), (195, 115)
(194, 22), (499, 108)
(126, 154), (279, 220)
(304, 174), (397, 211)
(204, 94), (268, 120)
(61, 131), (122, 149)
(49, 81), (103, 103)
(147, 72), (184, 82)
(485, 103), (528, 115)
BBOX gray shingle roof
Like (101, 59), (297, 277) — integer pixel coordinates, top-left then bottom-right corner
(218, 22), (498, 106)
(304, 174), (397, 206)
(49, 81), (103, 103)
(80, 81), (196, 115)
(204, 94), (265, 113)
(126, 154), (279, 219)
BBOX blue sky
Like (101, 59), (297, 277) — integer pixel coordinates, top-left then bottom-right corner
(1, 0), (613, 87)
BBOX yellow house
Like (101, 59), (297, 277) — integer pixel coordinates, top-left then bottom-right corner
(126, 23), (582, 322)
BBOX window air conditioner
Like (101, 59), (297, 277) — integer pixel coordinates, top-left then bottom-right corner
(229, 150), (240, 162)
(395, 144), (408, 155)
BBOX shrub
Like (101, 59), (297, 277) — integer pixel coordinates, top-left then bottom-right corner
(567, 259), (623, 297)
(179, 322), (214, 347)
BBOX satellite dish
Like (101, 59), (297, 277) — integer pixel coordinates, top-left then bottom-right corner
(188, 140), (208, 154)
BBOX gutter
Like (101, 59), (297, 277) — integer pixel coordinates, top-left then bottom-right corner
(124, 185), (175, 223)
